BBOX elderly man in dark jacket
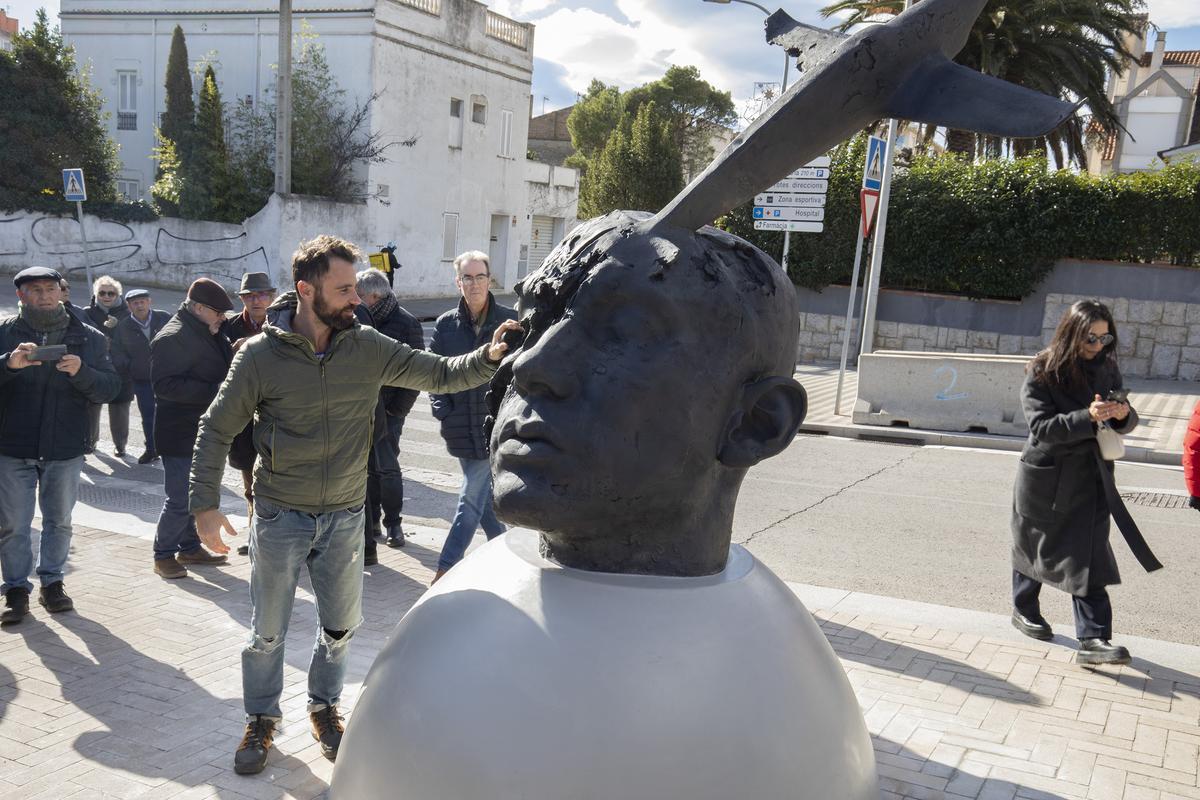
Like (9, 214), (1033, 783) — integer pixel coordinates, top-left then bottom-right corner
(355, 267), (425, 562)
(111, 289), (170, 464)
(430, 251), (517, 583)
(0, 267), (122, 624)
(150, 278), (235, 579)
(85, 275), (134, 456)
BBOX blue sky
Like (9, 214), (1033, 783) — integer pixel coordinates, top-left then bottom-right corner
(8, 0), (1200, 115)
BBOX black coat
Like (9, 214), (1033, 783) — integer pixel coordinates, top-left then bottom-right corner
(221, 312), (267, 470)
(373, 301), (425, 420)
(0, 311), (122, 460)
(151, 305), (233, 458)
(111, 310), (171, 383)
(85, 298), (130, 338)
(429, 294), (515, 459)
(1011, 355), (1137, 596)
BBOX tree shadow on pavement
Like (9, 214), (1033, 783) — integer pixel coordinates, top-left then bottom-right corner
(21, 611), (323, 798)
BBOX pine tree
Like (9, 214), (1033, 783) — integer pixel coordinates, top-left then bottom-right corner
(579, 103), (682, 218)
(161, 25), (194, 157)
(0, 9), (120, 205)
(180, 66), (231, 220)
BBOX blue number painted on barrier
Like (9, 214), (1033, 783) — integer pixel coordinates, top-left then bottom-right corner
(934, 365), (969, 401)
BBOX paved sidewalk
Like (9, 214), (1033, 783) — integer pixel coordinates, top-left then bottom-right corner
(2, 520), (1198, 799)
(796, 364), (1199, 466)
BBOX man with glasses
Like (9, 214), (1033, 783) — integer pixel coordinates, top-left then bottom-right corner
(85, 276), (133, 456)
(224, 273), (278, 555)
(429, 251), (516, 584)
(111, 289), (171, 464)
(149, 278), (235, 579)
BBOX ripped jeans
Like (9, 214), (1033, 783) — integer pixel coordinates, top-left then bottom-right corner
(243, 498), (365, 720)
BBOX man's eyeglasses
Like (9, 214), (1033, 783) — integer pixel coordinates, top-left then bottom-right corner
(243, 291), (276, 301)
(1085, 333), (1114, 346)
(98, 290), (118, 297)
(459, 274), (490, 285)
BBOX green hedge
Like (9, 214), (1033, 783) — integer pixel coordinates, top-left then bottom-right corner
(719, 136), (1200, 300)
(0, 186), (159, 224)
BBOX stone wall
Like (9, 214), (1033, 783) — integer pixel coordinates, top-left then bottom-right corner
(799, 291), (1200, 380)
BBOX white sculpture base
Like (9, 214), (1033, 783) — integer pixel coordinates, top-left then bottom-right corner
(332, 530), (877, 799)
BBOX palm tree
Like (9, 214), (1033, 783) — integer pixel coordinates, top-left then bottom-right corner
(819, 0), (1145, 167)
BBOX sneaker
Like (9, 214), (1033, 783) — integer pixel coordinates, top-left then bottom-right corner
(37, 582), (74, 613)
(136, 450), (158, 464)
(1, 588), (29, 625)
(177, 548), (229, 566)
(234, 715), (277, 775)
(1076, 638), (1131, 666)
(154, 557), (188, 579)
(385, 524), (406, 549)
(364, 546), (378, 567)
(310, 706), (345, 761)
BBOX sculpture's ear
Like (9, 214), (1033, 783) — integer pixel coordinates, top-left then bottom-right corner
(718, 377), (807, 469)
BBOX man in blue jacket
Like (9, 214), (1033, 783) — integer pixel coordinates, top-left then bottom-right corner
(429, 251), (517, 583)
(111, 289), (171, 464)
(0, 267), (122, 624)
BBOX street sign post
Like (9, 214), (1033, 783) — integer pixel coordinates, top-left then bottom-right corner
(753, 220), (824, 233)
(763, 178), (828, 194)
(62, 168), (95, 290)
(753, 206), (825, 222)
(753, 192), (827, 208)
(834, 135), (888, 416)
(758, 155), (833, 257)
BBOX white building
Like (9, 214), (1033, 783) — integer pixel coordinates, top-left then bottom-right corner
(1087, 23), (1200, 174)
(61, 0), (576, 294)
(0, 10), (17, 51)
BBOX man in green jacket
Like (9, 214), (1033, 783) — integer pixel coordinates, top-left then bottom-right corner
(189, 235), (520, 776)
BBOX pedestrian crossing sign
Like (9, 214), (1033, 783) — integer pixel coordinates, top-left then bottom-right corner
(62, 169), (87, 202)
(862, 136), (886, 191)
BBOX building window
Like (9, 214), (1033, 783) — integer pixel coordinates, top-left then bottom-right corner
(472, 98), (487, 124)
(442, 213), (459, 261)
(117, 179), (141, 201)
(117, 71), (137, 130)
(449, 98), (463, 148)
(499, 109), (513, 158)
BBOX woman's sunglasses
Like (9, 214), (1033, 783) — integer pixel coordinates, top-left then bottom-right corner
(1085, 333), (1114, 346)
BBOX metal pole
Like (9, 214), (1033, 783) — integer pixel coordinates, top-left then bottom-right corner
(274, 0), (293, 195)
(779, 49), (791, 272)
(834, 228), (866, 416)
(75, 200), (95, 291)
(859, 116), (899, 356)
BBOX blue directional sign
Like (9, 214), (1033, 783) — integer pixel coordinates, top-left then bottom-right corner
(863, 136), (887, 191)
(63, 169), (87, 202)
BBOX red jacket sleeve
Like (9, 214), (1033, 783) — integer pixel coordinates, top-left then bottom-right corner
(1185, 401), (1200, 497)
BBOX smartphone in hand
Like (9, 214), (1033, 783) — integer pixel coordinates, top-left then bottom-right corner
(29, 344), (67, 362)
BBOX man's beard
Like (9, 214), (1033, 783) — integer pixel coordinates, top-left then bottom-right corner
(314, 288), (356, 331)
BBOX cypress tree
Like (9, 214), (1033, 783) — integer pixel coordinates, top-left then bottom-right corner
(180, 66), (230, 220)
(161, 25), (194, 156)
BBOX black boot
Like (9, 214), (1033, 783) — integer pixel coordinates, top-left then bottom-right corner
(1, 588), (29, 625)
(364, 544), (378, 567)
(1011, 610), (1053, 641)
(38, 582), (74, 613)
(385, 522), (406, 548)
(1076, 638), (1131, 666)
(234, 715), (277, 775)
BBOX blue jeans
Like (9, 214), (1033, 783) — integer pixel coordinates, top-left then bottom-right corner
(153, 455), (201, 560)
(243, 499), (365, 719)
(0, 454), (85, 593)
(437, 457), (506, 572)
(132, 381), (156, 450)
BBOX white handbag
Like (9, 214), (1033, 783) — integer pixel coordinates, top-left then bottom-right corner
(1096, 421), (1125, 461)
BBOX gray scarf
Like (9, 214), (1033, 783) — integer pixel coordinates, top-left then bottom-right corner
(20, 302), (70, 334)
(369, 292), (398, 325)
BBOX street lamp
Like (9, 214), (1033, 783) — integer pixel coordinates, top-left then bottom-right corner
(703, 0), (792, 270)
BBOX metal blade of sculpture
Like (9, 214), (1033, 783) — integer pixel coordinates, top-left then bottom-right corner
(331, 3), (1074, 797)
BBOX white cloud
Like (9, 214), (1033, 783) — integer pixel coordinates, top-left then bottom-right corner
(490, 0), (556, 17)
(1147, 0), (1200, 29)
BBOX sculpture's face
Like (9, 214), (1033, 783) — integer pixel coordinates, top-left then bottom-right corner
(490, 230), (740, 536)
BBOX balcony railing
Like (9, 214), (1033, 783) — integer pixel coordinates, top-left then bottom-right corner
(117, 111), (137, 131)
(395, 0), (440, 16)
(485, 10), (530, 50)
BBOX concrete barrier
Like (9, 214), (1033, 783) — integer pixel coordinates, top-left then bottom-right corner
(852, 351), (1032, 436)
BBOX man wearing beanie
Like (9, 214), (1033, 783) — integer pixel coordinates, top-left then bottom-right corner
(0, 267), (121, 625)
(149, 278), (235, 580)
(188, 235), (521, 775)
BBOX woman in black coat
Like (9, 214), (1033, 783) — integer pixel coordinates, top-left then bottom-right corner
(1010, 299), (1148, 666)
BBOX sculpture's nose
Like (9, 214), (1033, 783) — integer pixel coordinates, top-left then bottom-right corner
(511, 323), (580, 401)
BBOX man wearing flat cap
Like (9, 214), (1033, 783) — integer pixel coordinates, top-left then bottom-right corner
(111, 289), (171, 464)
(149, 278), (235, 579)
(223, 272), (278, 553)
(0, 267), (122, 625)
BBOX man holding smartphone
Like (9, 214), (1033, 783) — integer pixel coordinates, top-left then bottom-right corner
(0, 267), (122, 625)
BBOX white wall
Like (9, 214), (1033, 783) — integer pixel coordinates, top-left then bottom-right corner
(1119, 95), (1189, 171)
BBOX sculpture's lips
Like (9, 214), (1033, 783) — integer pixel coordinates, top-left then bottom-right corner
(495, 418), (563, 457)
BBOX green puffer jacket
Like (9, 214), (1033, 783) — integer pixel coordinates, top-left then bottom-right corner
(189, 307), (498, 514)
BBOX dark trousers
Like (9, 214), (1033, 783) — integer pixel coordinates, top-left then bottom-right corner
(154, 455), (201, 560)
(1012, 569), (1112, 640)
(366, 415), (404, 538)
(88, 400), (131, 452)
(132, 380), (156, 451)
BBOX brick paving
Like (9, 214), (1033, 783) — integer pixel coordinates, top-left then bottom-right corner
(2, 522), (1198, 799)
